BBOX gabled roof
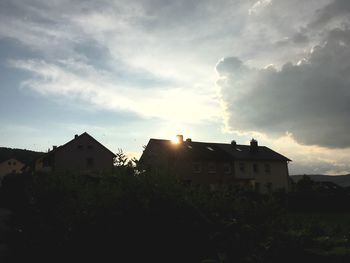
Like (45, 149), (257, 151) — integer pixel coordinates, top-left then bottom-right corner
(216, 143), (291, 161)
(144, 139), (232, 161)
(43, 132), (116, 158)
(142, 138), (291, 162)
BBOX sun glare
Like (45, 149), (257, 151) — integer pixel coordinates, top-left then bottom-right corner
(171, 137), (180, 144)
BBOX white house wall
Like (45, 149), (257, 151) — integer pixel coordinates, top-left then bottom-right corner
(234, 160), (289, 192)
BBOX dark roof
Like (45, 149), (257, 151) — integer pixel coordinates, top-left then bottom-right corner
(42, 132), (116, 159)
(216, 143), (291, 161)
(142, 139), (291, 162)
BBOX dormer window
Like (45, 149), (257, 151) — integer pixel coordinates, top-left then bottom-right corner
(206, 146), (214, 151)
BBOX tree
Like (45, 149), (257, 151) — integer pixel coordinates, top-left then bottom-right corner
(114, 148), (128, 167)
(296, 175), (314, 193)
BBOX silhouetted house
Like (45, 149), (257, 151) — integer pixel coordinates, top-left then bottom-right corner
(0, 158), (25, 177)
(140, 136), (291, 192)
(35, 132), (116, 174)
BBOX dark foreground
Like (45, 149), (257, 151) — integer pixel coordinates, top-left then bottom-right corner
(1, 172), (350, 262)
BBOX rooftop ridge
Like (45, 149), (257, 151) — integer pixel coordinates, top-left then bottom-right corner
(150, 138), (266, 147)
(148, 138), (291, 162)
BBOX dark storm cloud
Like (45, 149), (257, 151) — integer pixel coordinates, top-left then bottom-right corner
(311, 0), (350, 27)
(217, 28), (350, 149)
(275, 31), (309, 47)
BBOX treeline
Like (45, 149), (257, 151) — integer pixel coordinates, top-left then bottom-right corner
(288, 175), (350, 213)
(0, 147), (44, 164)
(0, 171), (350, 262)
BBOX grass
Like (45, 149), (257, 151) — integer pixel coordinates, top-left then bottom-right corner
(285, 212), (350, 258)
(287, 212), (350, 237)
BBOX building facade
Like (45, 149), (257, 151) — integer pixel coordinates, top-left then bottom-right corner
(140, 136), (291, 192)
(0, 158), (25, 177)
(35, 132), (116, 174)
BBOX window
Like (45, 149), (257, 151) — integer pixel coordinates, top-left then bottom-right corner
(87, 145), (93, 150)
(8, 161), (11, 165)
(193, 162), (201, 173)
(77, 145), (83, 150)
(183, 179), (192, 186)
(255, 182), (261, 193)
(224, 163), (231, 174)
(210, 184), (216, 191)
(253, 163), (259, 173)
(86, 158), (94, 168)
(239, 162), (245, 173)
(266, 182), (272, 193)
(208, 162), (216, 173)
(264, 164), (271, 173)
(13, 161), (16, 165)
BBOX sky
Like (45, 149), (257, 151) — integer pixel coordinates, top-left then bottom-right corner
(1, 0), (350, 175)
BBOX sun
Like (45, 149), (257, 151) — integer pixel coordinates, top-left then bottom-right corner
(171, 137), (180, 144)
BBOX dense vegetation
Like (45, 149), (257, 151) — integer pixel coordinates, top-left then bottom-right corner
(0, 147), (44, 164)
(1, 171), (350, 262)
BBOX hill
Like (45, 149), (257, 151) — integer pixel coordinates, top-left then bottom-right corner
(0, 147), (45, 165)
(291, 174), (350, 187)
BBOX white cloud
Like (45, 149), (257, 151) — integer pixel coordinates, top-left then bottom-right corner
(217, 28), (350, 149)
(9, 58), (219, 123)
(2, 0), (350, 174)
(249, 0), (272, 15)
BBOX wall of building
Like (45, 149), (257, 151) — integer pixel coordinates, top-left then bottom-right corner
(174, 160), (238, 185)
(53, 136), (114, 173)
(34, 157), (52, 173)
(234, 160), (289, 192)
(0, 158), (24, 177)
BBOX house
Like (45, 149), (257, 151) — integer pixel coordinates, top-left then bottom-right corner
(139, 135), (291, 192)
(0, 158), (25, 178)
(34, 132), (116, 174)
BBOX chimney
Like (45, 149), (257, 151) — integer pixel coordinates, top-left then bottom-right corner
(186, 138), (192, 142)
(52, 145), (57, 150)
(176, 134), (184, 143)
(250, 138), (258, 151)
(75, 134), (78, 139)
(231, 140), (237, 146)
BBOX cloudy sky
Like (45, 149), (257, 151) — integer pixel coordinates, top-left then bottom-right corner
(1, 0), (350, 174)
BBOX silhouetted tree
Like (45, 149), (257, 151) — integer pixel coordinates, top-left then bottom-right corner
(296, 175), (315, 193)
(114, 148), (128, 167)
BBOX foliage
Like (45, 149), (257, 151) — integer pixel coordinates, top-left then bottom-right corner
(0, 147), (44, 164)
(1, 171), (350, 262)
(114, 148), (128, 167)
(295, 174), (315, 192)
